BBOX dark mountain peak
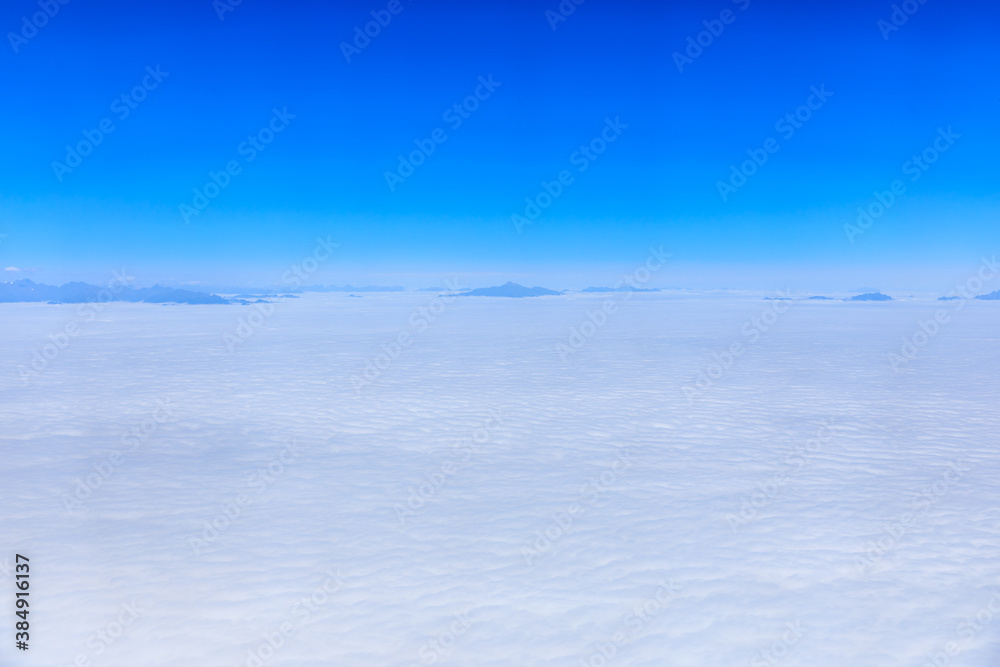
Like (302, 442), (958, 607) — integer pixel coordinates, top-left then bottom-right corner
(456, 282), (562, 298)
(848, 292), (893, 301)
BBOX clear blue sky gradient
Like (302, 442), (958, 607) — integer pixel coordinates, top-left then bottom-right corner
(1, 0), (998, 289)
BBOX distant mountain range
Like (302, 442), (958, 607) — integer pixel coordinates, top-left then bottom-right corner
(763, 293), (892, 301)
(3, 279), (997, 304)
(848, 292), (893, 301)
(454, 282), (562, 298)
(0, 279), (231, 304)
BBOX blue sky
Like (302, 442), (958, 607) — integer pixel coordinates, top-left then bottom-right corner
(0, 0), (998, 290)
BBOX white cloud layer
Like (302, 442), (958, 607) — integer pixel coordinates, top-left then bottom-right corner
(1, 293), (998, 666)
